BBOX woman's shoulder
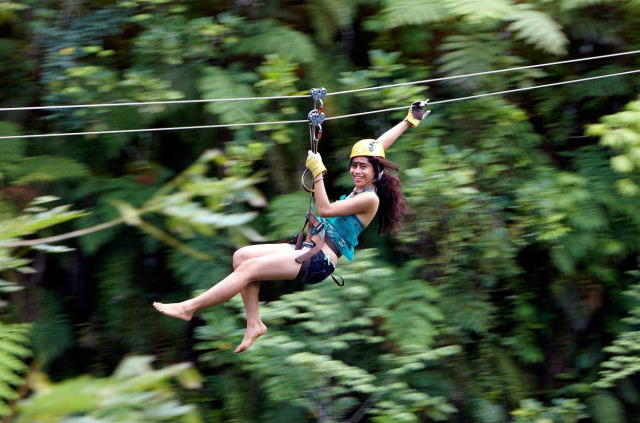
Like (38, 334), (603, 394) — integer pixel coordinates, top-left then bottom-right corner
(357, 191), (380, 210)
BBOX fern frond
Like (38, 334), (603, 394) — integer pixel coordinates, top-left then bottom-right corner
(568, 66), (635, 100)
(595, 281), (640, 388)
(234, 20), (316, 64)
(0, 322), (32, 416)
(445, 0), (513, 22)
(507, 4), (568, 55)
(9, 156), (90, 185)
(377, 0), (450, 29)
(198, 66), (262, 124)
(437, 34), (523, 88)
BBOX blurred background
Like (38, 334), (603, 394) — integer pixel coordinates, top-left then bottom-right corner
(1, 0), (640, 422)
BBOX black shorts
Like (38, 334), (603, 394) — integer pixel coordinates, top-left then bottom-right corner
(290, 241), (336, 285)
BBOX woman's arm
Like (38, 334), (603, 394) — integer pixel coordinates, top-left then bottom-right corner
(377, 100), (430, 152)
(377, 120), (412, 151)
(312, 177), (378, 218)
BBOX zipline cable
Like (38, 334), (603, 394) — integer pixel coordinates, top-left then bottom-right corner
(0, 94), (311, 112)
(0, 50), (638, 113)
(325, 69), (640, 121)
(2, 69), (639, 247)
(0, 118), (308, 140)
(326, 49), (640, 96)
(1, 68), (638, 140)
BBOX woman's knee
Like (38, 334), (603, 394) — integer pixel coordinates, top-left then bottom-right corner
(233, 247), (252, 270)
(235, 256), (261, 278)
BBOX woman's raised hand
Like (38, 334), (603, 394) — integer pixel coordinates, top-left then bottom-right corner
(404, 99), (431, 127)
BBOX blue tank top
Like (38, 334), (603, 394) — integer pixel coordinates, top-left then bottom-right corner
(316, 195), (366, 261)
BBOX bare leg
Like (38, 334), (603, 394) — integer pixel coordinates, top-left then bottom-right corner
(234, 281), (267, 353)
(234, 244), (293, 353)
(154, 249), (301, 325)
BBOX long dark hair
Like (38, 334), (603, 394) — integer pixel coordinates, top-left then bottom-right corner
(352, 156), (410, 235)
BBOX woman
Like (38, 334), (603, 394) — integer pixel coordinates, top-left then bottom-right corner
(153, 100), (430, 353)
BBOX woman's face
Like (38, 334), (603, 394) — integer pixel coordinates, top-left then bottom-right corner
(349, 156), (375, 190)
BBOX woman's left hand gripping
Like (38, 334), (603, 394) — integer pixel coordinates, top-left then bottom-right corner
(306, 150), (327, 180)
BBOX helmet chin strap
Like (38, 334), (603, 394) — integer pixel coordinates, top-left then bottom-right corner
(352, 177), (377, 195)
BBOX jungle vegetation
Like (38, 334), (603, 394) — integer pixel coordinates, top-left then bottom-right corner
(1, 0), (640, 421)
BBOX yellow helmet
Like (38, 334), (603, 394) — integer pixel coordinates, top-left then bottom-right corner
(349, 139), (385, 159)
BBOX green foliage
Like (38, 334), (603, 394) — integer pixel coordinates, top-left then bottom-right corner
(195, 250), (459, 422)
(587, 392), (625, 423)
(8, 156), (90, 185)
(446, 0), (513, 22)
(595, 279), (640, 389)
(375, 0), (450, 29)
(507, 3), (569, 55)
(0, 196), (86, 252)
(587, 100), (640, 196)
(15, 355), (203, 423)
(234, 20), (317, 64)
(511, 398), (588, 422)
(0, 321), (31, 417)
(30, 293), (74, 368)
(198, 66), (262, 125)
(1, 0), (640, 421)
(0, 1), (28, 24)
(265, 191), (312, 240)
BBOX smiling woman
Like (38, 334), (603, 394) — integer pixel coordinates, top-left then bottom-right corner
(153, 100), (430, 353)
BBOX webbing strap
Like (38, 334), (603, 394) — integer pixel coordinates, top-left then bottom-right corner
(294, 213), (326, 264)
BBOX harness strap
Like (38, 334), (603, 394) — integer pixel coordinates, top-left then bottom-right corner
(295, 212), (326, 264)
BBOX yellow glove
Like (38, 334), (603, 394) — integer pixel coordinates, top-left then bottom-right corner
(404, 99), (431, 127)
(306, 150), (327, 180)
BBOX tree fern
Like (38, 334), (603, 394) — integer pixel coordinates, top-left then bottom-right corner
(0, 321), (31, 417)
(507, 3), (569, 55)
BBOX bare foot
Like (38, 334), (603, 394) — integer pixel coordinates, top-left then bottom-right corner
(234, 323), (267, 354)
(153, 302), (193, 321)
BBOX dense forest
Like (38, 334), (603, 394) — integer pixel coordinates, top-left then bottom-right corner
(1, 0), (640, 421)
